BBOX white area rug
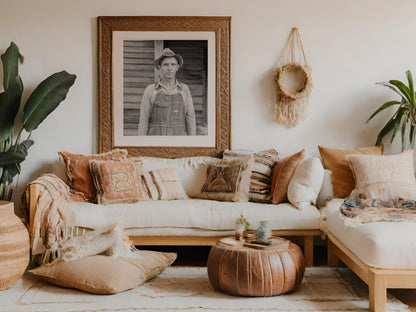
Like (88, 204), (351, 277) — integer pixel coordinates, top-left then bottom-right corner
(0, 267), (409, 312)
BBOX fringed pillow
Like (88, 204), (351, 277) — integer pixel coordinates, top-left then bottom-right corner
(199, 155), (254, 202)
(89, 159), (149, 205)
(141, 168), (188, 200)
(58, 149), (128, 202)
(223, 149), (279, 203)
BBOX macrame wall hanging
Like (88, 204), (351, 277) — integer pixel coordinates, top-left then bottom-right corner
(274, 27), (313, 127)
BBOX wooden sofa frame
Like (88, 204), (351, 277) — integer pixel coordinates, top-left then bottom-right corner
(26, 184), (320, 267)
(327, 232), (416, 312)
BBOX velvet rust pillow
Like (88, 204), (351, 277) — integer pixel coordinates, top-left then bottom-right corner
(271, 149), (305, 204)
(318, 144), (383, 198)
(89, 159), (150, 205)
(58, 149), (128, 202)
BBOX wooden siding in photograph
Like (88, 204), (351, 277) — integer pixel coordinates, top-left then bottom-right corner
(123, 40), (155, 136)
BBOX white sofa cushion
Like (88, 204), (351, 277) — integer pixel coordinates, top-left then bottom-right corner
(72, 199), (322, 232)
(323, 198), (416, 269)
(137, 156), (217, 197)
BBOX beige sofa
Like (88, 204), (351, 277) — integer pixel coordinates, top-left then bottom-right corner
(23, 155), (325, 267)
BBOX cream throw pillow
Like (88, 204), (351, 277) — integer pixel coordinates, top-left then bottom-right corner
(29, 251), (177, 294)
(287, 157), (324, 209)
(348, 150), (416, 200)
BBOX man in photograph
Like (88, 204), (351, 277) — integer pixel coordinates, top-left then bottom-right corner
(138, 48), (196, 136)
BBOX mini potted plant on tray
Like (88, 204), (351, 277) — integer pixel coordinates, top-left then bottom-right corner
(235, 214), (250, 240)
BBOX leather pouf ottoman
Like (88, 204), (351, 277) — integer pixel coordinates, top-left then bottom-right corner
(207, 239), (305, 297)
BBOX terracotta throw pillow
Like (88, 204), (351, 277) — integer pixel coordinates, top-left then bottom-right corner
(318, 145), (383, 198)
(271, 149), (305, 204)
(89, 159), (150, 204)
(199, 156), (253, 202)
(58, 149), (128, 202)
(348, 150), (416, 200)
(29, 251), (177, 294)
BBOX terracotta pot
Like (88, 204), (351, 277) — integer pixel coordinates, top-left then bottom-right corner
(0, 201), (30, 290)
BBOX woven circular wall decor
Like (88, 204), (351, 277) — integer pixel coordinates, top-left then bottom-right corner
(274, 28), (313, 127)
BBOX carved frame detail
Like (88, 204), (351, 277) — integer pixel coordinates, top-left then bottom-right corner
(97, 16), (231, 158)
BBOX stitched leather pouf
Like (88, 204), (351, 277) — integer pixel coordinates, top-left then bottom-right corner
(207, 239), (305, 296)
(0, 201), (30, 290)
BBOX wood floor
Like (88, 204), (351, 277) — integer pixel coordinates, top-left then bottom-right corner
(140, 245), (416, 311)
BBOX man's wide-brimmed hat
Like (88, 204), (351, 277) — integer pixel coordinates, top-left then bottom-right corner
(154, 48), (183, 69)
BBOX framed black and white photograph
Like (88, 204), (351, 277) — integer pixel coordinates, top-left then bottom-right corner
(98, 16), (231, 158)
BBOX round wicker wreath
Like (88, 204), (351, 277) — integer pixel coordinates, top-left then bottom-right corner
(275, 62), (312, 101)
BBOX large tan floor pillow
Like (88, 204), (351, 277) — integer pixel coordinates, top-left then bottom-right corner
(29, 251), (177, 294)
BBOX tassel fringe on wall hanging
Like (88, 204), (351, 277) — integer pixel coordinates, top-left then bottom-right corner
(274, 27), (313, 127)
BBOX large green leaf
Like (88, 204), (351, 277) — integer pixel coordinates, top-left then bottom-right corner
(376, 116), (396, 145)
(0, 163), (20, 184)
(0, 139), (33, 185)
(1, 42), (23, 90)
(389, 79), (412, 104)
(0, 139), (34, 167)
(410, 123), (416, 148)
(366, 100), (401, 123)
(390, 108), (406, 143)
(0, 43), (24, 143)
(406, 70), (415, 108)
(401, 119), (407, 151)
(22, 71), (76, 132)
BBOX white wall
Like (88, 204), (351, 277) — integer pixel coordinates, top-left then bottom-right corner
(0, 0), (415, 204)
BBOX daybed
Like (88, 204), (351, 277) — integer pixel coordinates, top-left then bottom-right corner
(320, 149), (416, 312)
(21, 152), (325, 267)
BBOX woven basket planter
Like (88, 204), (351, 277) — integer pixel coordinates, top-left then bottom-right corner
(0, 201), (30, 290)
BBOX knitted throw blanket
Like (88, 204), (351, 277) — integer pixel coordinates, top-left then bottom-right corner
(341, 196), (416, 226)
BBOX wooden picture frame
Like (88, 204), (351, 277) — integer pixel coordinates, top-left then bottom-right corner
(97, 16), (231, 158)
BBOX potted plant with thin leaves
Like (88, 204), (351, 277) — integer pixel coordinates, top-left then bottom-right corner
(366, 70), (416, 151)
(0, 42), (76, 200)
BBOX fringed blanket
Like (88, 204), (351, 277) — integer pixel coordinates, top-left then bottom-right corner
(341, 197), (416, 226)
(19, 174), (75, 265)
(19, 174), (140, 266)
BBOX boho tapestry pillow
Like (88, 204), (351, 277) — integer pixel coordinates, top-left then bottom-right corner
(271, 149), (305, 204)
(318, 144), (383, 198)
(347, 150), (416, 201)
(199, 155), (253, 202)
(29, 251), (177, 294)
(58, 149), (128, 202)
(223, 149), (279, 203)
(89, 159), (150, 205)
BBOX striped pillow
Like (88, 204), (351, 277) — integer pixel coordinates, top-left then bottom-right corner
(223, 149), (279, 203)
(143, 168), (188, 200)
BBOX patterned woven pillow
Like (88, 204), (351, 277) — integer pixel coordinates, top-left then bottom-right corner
(223, 149), (279, 203)
(199, 155), (254, 202)
(58, 149), (128, 202)
(141, 168), (188, 200)
(347, 150), (416, 200)
(89, 159), (150, 205)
